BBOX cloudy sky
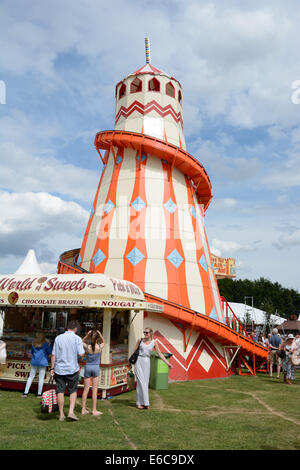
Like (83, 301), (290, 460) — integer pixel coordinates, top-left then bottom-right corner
(0, 0), (299, 292)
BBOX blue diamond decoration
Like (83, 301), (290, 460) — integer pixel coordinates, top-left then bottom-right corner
(77, 254), (82, 265)
(116, 155), (122, 165)
(164, 198), (177, 214)
(90, 207), (95, 218)
(199, 254), (207, 272)
(104, 200), (115, 214)
(136, 152), (147, 163)
(209, 307), (218, 321)
(126, 247), (145, 266)
(131, 196), (146, 212)
(167, 249), (183, 268)
(190, 206), (196, 219)
(93, 249), (106, 267)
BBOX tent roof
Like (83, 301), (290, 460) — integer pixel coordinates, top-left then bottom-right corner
(229, 302), (286, 326)
(278, 320), (300, 331)
(14, 249), (43, 275)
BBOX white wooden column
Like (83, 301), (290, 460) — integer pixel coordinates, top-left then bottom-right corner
(101, 308), (112, 364)
(128, 309), (144, 358)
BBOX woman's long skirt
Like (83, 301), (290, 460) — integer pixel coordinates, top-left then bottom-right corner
(135, 356), (151, 407)
(282, 355), (295, 380)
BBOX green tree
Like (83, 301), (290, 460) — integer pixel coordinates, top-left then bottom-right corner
(217, 277), (300, 319)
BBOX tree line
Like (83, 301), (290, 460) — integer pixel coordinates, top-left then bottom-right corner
(217, 277), (300, 319)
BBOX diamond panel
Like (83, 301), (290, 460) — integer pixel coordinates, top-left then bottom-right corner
(104, 200), (115, 214)
(93, 249), (106, 267)
(199, 254), (207, 272)
(126, 247), (145, 266)
(164, 198), (177, 214)
(131, 196), (146, 212)
(198, 349), (213, 373)
(167, 249), (183, 268)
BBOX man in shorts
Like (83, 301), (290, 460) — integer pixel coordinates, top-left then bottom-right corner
(269, 328), (282, 378)
(50, 321), (84, 421)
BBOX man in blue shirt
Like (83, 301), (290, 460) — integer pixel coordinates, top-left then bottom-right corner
(269, 328), (282, 378)
(50, 321), (84, 421)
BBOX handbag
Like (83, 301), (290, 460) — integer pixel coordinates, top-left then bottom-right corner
(129, 340), (142, 365)
(41, 376), (58, 414)
(276, 350), (285, 360)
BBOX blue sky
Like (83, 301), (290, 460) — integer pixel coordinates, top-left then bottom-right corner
(0, 0), (300, 292)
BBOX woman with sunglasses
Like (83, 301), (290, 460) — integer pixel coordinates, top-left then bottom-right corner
(133, 328), (173, 409)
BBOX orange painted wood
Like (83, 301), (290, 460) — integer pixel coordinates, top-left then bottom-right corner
(94, 130), (212, 211)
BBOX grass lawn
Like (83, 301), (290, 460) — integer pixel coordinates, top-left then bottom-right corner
(1, 372), (300, 450)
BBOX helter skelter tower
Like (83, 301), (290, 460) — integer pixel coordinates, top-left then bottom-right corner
(58, 38), (251, 379)
(59, 40), (268, 381)
(79, 39), (223, 321)
(73, 39), (233, 380)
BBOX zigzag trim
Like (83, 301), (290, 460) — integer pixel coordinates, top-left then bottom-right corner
(154, 330), (227, 372)
(115, 100), (183, 128)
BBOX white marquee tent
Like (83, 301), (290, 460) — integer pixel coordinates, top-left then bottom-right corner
(229, 302), (286, 329)
(14, 249), (43, 275)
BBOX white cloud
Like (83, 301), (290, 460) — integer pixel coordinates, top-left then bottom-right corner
(0, 191), (89, 259)
(211, 238), (251, 257)
(211, 198), (238, 210)
(39, 262), (57, 274)
(0, 141), (98, 202)
(276, 194), (288, 204)
(262, 151), (300, 189)
(0, 0), (299, 131)
(273, 229), (300, 250)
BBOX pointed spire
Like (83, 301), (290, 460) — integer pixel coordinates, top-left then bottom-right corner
(145, 36), (151, 64)
(14, 249), (43, 275)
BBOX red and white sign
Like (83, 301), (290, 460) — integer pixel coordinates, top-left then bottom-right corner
(0, 274), (145, 309)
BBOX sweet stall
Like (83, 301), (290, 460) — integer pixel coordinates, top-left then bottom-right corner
(0, 273), (145, 397)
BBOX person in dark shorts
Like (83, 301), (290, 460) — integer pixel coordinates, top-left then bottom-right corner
(269, 328), (282, 378)
(81, 329), (105, 417)
(50, 321), (84, 421)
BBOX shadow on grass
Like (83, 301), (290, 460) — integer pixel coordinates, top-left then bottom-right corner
(34, 406), (59, 421)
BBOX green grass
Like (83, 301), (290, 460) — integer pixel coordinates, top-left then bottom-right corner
(1, 373), (300, 450)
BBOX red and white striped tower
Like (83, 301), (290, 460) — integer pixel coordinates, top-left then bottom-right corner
(77, 39), (231, 379)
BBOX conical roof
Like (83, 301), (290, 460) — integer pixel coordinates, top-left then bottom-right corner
(132, 63), (165, 75)
(14, 249), (43, 275)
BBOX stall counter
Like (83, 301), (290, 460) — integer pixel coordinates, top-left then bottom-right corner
(0, 358), (132, 398)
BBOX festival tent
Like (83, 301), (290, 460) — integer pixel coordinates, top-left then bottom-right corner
(229, 302), (286, 329)
(14, 249), (43, 275)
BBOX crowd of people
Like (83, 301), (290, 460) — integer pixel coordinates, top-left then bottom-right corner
(5, 321), (172, 420)
(21, 320), (106, 420)
(250, 327), (300, 385)
(1, 321), (299, 419)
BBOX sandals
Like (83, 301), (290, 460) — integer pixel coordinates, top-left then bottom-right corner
(67, 413), (79, 421)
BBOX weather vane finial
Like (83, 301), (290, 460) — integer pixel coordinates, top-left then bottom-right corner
(145, 37), (151, 64)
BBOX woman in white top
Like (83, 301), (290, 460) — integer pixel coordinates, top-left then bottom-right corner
(282, 334), (297, 385)
(133, 327), (173, 410)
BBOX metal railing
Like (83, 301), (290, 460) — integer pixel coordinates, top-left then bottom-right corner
(221, 296), (251, 339)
